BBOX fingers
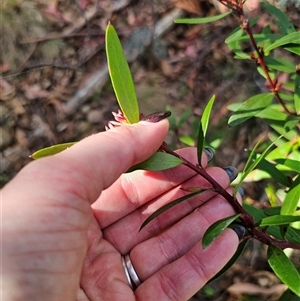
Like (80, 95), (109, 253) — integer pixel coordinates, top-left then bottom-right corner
(93, 147), (209, 228)
(102, 167), (231, 253)
(135, 229), (239, 301)
(127, 188), (242, 280)
(132, 189), (243, 301)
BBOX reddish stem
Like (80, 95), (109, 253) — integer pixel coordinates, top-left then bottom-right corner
(220, 1), (293, 115)
(241, 17), (293, 115)
(160, 144), (300, 250)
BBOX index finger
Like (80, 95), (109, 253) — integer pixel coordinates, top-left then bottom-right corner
(93, 147), (208, 228)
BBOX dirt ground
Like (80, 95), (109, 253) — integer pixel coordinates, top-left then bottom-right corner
(1, 0), (299, 300)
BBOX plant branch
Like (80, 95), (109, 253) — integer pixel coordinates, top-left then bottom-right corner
(160, 144), (300, 250)
(237, 7), (292, 115)
(218, 0), (293, 115)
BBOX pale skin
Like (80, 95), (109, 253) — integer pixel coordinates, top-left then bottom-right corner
(2, 120), (241, 301)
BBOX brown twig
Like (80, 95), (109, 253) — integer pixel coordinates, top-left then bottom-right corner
(20, 32), (104, 44)
(17, 43), (39, 73)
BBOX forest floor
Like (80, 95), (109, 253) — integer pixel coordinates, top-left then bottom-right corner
(1, 0), (299, 300)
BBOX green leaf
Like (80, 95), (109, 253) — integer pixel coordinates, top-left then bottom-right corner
(244, 204), (300, 244)
(140, 189), (208, 230)
(240, 137), (264, 180)
(284, 44), (300, 55)
(263, 57), (296, 73)
(105, 24), (139, 124)
(234, 136), (281, 194)
(127, 152), (183, 172)
(294, 73), (300, 115)
(264, 206), (294, 216)
(202, 214), (240, 248)
(201, 95), (215, 137)
(267, 244), (300, 296)
(225, 28), (244, 44)
(257, 158), (291, 187)
(244, 204), (300, 243)
(284, 116), (300, 131)
(227, 102), (242, 111)
(179, 135), (195, 147)
(237, 33), (282, 43)
(256, 106), (287, 121)
(279, 92), (294, 102)
(174, 12), (231, 24)
(260, 215), (300, 227)
(228, 93), (274, 126)
(197, 95), (215, 166)
(197, 122), (204, 166)
(281, 176), (300, 215)
(249, 16), (261, 27)
(266, 139), (292, 160)
(260, 2), (296, 34)
(265, 32), (300, 53)
(208, 239), (248, 283)
(257, 66), (276, 80)
(30, 142), (77, 159)
(275, 158), (300, 173)
(227, 38), (249, 59)
(265, 184), (278, 207)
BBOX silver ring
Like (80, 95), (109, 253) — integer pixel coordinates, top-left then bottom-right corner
(122, 254), (141, 289)
(121, 256), (133, 289)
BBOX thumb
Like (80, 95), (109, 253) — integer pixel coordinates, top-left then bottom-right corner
(16, 120), (169, 204)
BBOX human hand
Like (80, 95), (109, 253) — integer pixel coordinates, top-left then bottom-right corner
(2, 119), (242, 301)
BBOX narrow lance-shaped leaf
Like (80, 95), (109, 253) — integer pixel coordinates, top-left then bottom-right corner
(201, 95), (215, 137)
(234, 136), (282, 195)
(275, 158), (300, 173)
(284, 44), (300, 56)
(197, 95), (215, 166)
(244, 204), (300, 244)
(267, 244), (300, 296)
(228, 93), (274, 126)
(264, 32), (300, 53)
(31, 142), (77, 159)
(260, 2), (295, 34)
(257, 158), (291, 187)
(234, 137), (264, 194)
(281, 175), (300, 215)
(105, 24), (140, 124)
(225, 28), (244, 44)
(294, 73), (300, 115)
(225, 17), (260, 44)
(263, 57), (296, 73)
(259, 215), (300, 227)
(197, 122), (204, 167)
(202, 214), (240, 249)
(174, 11), (230, 24)
(140, 189), (209, 230)
(127, 152), (183, 173)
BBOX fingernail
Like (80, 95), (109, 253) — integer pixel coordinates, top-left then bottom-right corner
(237, 187), (244, 198)
(142, 111), (171, 123)
(222, 166), (238, 182)
(203, 147), (214, 163)
(231, 224), (246, 241)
